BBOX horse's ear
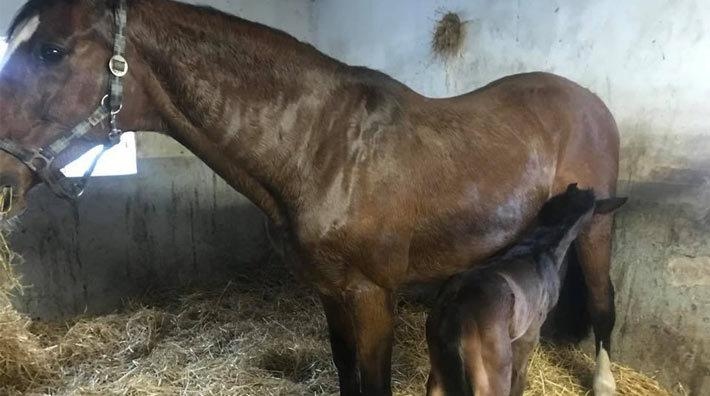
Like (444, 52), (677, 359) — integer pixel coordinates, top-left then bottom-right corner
(594, 197), (627, 214)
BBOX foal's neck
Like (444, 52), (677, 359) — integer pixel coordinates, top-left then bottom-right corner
(129, 0), (370, 223)
(504, 222), (582, 270)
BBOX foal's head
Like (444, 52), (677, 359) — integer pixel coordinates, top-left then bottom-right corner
(0, 0), (155, 220)
(538, 184), (626, 234)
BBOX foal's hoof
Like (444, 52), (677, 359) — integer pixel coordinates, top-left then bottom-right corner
(592, 345), (616, 396)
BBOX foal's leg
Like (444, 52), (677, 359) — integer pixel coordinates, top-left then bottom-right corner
(425, 367), (445, 396)
(510, 329), (539, 396)
(425, 314), (447, 396)
(576, 214), (617, 390)
(464, 320), (512, 396)
(320, 282), (395, 396)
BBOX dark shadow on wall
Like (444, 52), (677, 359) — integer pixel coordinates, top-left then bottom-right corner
(9, 157), (270, 320)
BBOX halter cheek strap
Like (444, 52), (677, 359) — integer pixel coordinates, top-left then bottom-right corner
(0, 0), (129, 200)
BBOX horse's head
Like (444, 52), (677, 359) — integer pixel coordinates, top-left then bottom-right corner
(0, 0), (158, 221)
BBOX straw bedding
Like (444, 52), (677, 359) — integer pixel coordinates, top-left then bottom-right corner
(1, 236), (674, 395)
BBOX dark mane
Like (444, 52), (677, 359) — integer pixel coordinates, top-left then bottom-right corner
(7, 0), (122, 38)
(7, 0), (406, 92)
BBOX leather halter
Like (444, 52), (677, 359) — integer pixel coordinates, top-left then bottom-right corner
(0, 0), (129, 200)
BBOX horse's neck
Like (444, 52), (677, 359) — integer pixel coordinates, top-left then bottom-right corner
(129, 0), (349, 222)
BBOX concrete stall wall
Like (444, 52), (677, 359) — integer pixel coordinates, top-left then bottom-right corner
(2, 0), (315, 319)
(312, 0), (710, 393)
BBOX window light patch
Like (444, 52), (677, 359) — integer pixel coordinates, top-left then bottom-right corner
(61, 132), (138, 177)
(0, 38), (8, 59)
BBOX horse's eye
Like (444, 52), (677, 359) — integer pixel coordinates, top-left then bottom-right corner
(38, 44), (67, 64)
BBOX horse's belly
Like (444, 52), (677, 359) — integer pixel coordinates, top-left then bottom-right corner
(406, 176), (552, 282)
(406, 224), (522, 283)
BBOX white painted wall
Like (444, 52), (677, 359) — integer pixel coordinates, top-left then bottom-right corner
(184, 0), (314, 42)
(0, 1), (23, 34)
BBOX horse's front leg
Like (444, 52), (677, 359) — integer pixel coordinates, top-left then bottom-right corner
(321, 292), (359, 396)
(320, 281), (395, 396)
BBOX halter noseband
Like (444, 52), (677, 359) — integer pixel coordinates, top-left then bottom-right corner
(0, 0), (129, 201)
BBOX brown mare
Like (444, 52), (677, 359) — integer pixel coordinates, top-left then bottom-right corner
(426, 184), (626, 396)
(0, 1), (620, 395)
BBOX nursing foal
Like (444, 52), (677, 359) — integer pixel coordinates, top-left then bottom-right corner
(426, 184), (626, 396)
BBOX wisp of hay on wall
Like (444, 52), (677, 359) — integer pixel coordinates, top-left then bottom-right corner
(432, 12), (465, 58)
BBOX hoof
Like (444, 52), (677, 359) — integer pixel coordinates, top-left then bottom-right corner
(592, 344), (616, 396)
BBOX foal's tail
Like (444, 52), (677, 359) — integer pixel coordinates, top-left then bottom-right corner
(442, 333), (474, 396)
(427, 310), (474, 396)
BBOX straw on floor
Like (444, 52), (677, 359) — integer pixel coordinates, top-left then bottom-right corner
(2, 238), (674, 395)
(0, 226), (60, 393)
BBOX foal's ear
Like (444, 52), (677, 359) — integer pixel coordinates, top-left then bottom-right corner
(594, 197), (628, 214)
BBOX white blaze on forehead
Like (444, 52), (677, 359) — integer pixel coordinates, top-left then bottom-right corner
(0, 15), (41, 74)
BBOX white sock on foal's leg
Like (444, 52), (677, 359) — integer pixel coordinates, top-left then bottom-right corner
(592, 343), (616, 396)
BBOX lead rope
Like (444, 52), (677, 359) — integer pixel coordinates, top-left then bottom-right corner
(70, 144), (113, 197)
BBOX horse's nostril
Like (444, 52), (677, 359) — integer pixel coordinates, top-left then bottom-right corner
(0, 185), (13, 214)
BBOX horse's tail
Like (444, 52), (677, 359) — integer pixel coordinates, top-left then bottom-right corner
(542, 246), (591, 343)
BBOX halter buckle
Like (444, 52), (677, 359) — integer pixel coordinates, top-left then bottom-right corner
(109, 54), (128, 77)
(27, 149), (54, 172)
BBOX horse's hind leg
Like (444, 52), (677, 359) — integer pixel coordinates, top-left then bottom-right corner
(576, 214), (617, 392)
(576, 214), (615, 353)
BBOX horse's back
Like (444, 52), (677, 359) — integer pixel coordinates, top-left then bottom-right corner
(463, 72), (620, 194)
(402, 72), (619, 282)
